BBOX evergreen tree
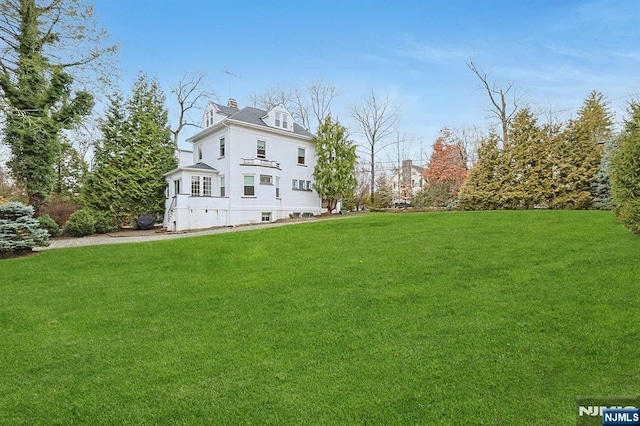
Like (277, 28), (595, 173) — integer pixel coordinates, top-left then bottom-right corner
(459, 134), (504, 210)
(54, 139), (88, 201)
(591, 136), (619, 210)
(553, 91), (614, 208)
(504, 108), (553, 208)
(611, 103), (640, 234)
(0, 0), (114, 215)
(84, 74), (176, 227)
(313, 116), (357, 213)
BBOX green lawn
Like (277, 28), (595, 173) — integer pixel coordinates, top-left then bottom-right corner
(1, 211), (638, 424)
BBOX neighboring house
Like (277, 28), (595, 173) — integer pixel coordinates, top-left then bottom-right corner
(163, 99), (321, 231)
(390, 159), (424, 206)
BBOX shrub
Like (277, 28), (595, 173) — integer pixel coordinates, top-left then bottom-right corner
(92, 210), (116, 234)
(0, 202), (49, 256)
(37, 214), (60, 237)
(63, 209), (96, 237)
(43, 195), (77, 227)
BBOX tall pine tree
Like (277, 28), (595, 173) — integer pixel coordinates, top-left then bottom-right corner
(313, 116), (357, 213)
(0, 1), (93, 214)
(611, 103), (640, 234)
(459, 133), (504, 210)
(553, 90), (614, 208)
(84, 74), (176, 227)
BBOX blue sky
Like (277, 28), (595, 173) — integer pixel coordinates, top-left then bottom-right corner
(93, 0), (639, 159)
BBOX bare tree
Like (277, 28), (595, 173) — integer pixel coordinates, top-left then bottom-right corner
(170, 72), (215, 148)
(455, 124), (485, 168)
(467, 59), (521, 145)
(249, 86), (294, 111)
(309, 78), (340, 130)
(350, 89), (399, 202)
(250, 80), (340, 133)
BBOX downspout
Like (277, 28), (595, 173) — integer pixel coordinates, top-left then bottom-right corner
(222, 121), (231, 227)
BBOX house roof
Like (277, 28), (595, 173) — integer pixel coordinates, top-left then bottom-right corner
(164, 162), (218, 177)
(184, 162), (217, 171)
(212, 103), (313, 138)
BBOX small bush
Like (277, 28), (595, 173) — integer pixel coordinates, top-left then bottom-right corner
(44, 195), (77, 227)
(92, 210), (116, 234)
(0, 202), (49, 256)
(63, 209), (96, 237)
(37, 214), (60, 237)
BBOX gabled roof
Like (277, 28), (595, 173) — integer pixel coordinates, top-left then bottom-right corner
(212, 103), (313, 138)
(164, 162), (218, 177)
(184, 162), (217, 171)
(214, 103), (239, 117)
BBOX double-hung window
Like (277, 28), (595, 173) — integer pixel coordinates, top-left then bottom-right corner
(282, 113), (288, 129)
(219, 137), (225, 157)
(275, 112), (281, 127)
(276, 177), (280, 198)
(244, 175), (255, 196)
(220, 176), (226, 197)
(298, 148), (305, 165)
(257, 140), (266, 158)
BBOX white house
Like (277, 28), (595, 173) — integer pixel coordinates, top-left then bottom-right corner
(163, 99), (322, 231)
(390, 159), (424, 206)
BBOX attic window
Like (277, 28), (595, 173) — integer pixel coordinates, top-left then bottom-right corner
(275, 112), (281, 127)
(282, 113), (288, 129)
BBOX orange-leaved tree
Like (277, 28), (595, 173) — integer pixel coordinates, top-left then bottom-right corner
(422, 127), (468, 207)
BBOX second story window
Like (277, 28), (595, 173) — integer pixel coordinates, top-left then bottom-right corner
(298, 148), (305, 165)
(257, 140), (266, 159)
(197, 145), (203, 161)
(219, 137), (225, 158)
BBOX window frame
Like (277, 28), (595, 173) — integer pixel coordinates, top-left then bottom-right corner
(243, 175), (255, 197)
(260, 174), (273, 185)
(219, 137), (225, 158)
(191, 175), (201, 196)
(203, 176), (212, 196)
(220, 175), (226, 197)
(257, 140), (266, 159)
(297, 147), (305, 165)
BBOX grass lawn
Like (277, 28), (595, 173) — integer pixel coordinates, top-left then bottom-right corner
(1, 210), (639, 424)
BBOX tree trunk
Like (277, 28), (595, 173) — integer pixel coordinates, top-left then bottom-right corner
(370, 145), (375, 203)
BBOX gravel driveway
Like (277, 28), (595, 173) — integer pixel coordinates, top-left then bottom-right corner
(40, 220), (309, 250)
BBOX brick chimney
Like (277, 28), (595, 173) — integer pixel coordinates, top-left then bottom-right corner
(227, 98), (238, 109)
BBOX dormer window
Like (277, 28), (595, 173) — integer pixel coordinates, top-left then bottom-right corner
(275, 112), (281, 127)
(282, 113), (288, 129)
